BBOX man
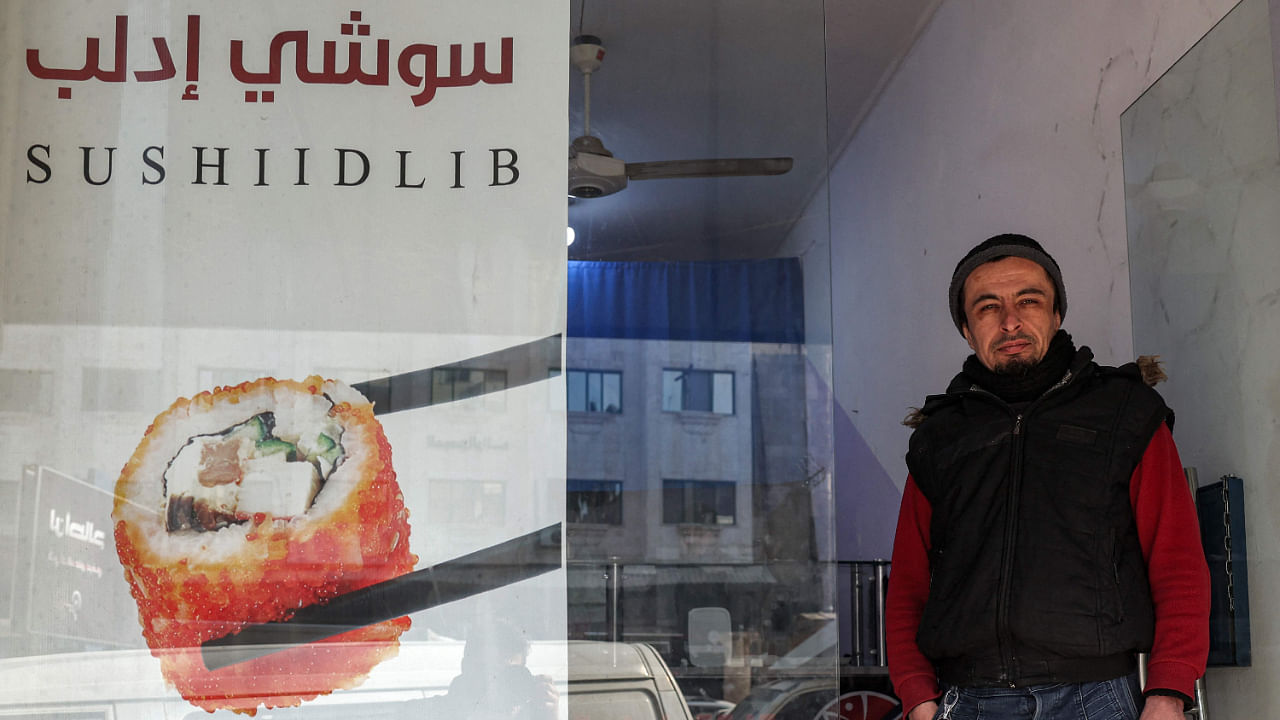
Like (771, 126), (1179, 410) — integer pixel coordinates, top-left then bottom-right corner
(886, 234), (1209, 720)
(416, 619), (559, 719)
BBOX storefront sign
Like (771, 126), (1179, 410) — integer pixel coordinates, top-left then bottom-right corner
(24, 466), (138, 646)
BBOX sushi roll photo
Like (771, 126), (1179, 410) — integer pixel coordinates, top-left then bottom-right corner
(112, 376), (416, 715)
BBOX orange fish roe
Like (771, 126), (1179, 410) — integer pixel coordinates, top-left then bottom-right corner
(112, 378), (416, 715)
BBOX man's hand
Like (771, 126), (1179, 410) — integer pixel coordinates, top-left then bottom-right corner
(908, 700), (938, 720)
(526, 674), (559, 720)
(1140, 694), (1185, 720)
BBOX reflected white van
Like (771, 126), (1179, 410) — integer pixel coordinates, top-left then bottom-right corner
(0, 640), (692, 720)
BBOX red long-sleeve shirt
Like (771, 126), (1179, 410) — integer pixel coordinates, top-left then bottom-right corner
(886, 423), (1210, 715)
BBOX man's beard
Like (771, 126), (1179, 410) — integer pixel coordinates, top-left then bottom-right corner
(994, 356), (1038, 376)
(990, 333), (1040, 376)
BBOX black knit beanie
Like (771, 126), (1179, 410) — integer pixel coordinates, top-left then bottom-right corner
(948, 233), (1067, 334)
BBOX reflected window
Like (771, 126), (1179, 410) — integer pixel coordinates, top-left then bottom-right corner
(0, 479), (17, 625)
(81, 367), (163, 412)
(0, 369), (54, 414)
(566, 689), (662, 720)
(567, 479), (622, 524)
(431, 368), (507, 403)
(663, 480), (735, 525)
(567, 370), (622, 413)
(428, 479), (506, 524)
(198, 367), (268, 390)
(661, 369), (733, 414)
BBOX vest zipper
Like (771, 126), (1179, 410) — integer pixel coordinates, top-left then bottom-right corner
(996, 412), (1024, 685)
(964, 369), (1077, 686)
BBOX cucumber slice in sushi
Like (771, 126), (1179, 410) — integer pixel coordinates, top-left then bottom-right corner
(256, 437), (299, 459)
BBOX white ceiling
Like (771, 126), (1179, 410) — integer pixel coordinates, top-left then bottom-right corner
(565, 0), (941, 261)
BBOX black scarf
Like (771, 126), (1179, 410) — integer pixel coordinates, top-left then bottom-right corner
(962, 330), (1076, 403)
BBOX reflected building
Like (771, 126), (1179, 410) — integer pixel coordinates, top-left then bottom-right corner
(564, 259), (835, 701)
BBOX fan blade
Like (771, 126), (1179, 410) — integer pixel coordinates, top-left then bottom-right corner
(624, 157), (793, 181)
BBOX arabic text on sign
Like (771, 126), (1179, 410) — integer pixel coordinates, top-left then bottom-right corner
(25, 11), (513, 107)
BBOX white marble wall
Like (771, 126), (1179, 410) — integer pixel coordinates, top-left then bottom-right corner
(1124, 0), (1280, 713)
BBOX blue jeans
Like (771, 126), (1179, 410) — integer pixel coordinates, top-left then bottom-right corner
(934, 674), (1143, 720)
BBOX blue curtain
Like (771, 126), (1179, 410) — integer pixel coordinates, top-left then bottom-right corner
(567, 259), (804, 344)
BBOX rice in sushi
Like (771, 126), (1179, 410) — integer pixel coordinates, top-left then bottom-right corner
(112, 376), (416, 714)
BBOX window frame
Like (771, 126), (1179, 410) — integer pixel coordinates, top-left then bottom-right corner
(426, 478), (507, 525)
(661, 479), (737, 526)
(566, 478), (624, 525)
(565, 369), (623, 414)
(429, 367), (508, 405)
(660, 368), (734, 415)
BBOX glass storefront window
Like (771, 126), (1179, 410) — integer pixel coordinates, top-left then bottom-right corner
(1, 0), (845, 718)
(563, 0), (842, 714)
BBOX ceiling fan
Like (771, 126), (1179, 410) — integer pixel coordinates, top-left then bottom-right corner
(568, 35), (794, 199)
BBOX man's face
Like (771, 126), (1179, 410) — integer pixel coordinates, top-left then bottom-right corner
(960, 256), (1062, 374)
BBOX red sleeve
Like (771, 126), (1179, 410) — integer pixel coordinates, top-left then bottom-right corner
(1129, 423), (1211, 700)
(886, 476), (940, 714)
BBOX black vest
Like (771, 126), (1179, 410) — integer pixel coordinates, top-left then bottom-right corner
(905, 349), (1170, 686)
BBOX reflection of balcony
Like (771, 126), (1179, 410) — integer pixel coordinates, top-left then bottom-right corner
(566, 561), (781, 666)
(676, 522), (722, 556)
(566, 562), (777, 592)
(567, 412), (612, 434)
(671, 413), (726, 434)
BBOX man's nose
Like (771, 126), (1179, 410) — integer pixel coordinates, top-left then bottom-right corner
(1000, 305), (1022, 332)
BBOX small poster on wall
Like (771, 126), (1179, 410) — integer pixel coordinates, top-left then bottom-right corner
(0, 2), (567, 717)
(24, 466), (139, 647)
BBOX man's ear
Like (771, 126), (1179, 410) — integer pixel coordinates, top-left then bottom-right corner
(961, 322), (976, 352)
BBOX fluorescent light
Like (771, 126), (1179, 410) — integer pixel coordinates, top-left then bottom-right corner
(566, 227), (576, 246)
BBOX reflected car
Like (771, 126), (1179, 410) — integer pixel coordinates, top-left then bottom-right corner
(725, 678), (901, 720)
(0, 640), (693, 720)
(566, 641), (695, 720)
(686, 694), (735, 720)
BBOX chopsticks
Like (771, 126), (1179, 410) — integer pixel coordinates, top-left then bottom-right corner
(202, 334), (566, 671)
(202, 523), (561, 670)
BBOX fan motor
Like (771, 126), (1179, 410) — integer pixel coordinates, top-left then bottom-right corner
(568, 149), (628, 198)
